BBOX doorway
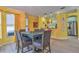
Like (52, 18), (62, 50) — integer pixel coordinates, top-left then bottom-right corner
(67, 16), (78, 36)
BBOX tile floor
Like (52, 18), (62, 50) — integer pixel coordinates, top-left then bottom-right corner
(0, 36), (79, 53)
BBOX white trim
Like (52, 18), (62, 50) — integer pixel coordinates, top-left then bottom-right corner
(0, 41), (14, 47)
(51, 36), (68, 40)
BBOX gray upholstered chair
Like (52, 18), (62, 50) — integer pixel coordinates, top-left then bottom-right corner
(15, 29), (33, 53)
(15, 31), (22, 53)
(19, 29), (33, 53)
(33, 29), (52, 53)
(43, 30), (52, 52)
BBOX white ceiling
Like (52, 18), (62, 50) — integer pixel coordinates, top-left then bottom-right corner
(6, 6), (79, 16)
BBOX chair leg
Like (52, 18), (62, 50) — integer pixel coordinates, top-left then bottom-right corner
(27, 46), (29, 49)
(42, 49), (44, 53)
(16, 41), (19, 53)
(34, 47), (37, 53)
(21, 45), (24, 53)
(49, 44), (51, 53)
(42, 46), (44, 53)
(17, 46), (19, 53)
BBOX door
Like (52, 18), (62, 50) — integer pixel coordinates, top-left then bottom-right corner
(67, 16), (77, 36)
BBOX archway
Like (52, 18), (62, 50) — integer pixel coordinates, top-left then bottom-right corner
(67, 16), (78, 38)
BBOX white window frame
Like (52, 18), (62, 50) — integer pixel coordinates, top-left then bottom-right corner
(6, 13), (15, 37)
(26, 17), (28, 32)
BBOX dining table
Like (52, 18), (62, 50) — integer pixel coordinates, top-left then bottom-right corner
(21, 31), (43, 39)
(21, 31), (44, 52)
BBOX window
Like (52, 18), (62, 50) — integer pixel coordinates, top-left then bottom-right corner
(0, 12), (2, 39)
(26, 17), (28, 32)
(6, 14), (15, 36)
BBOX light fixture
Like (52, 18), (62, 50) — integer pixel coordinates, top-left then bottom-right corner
(44, 13), (47, 18)
(60, 6), (66, 9)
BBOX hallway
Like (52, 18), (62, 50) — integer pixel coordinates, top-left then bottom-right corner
(0, 37), (79, 53)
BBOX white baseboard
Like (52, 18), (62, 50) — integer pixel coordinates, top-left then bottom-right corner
(0, 41), (14, 47)
(51, 36), (68, 40)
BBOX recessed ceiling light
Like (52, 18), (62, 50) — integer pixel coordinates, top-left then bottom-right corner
(50, 12), (52, 13)
(44, 13), (47, 15)
(44, 13), (47, 17)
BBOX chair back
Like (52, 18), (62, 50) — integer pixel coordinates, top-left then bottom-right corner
(15, 31), (21, 41)
(34, 29), (44, 33)
(19, 29), (32, 47)
(15, 31), (22, 52)
(19, 29), (26, 40)
(43, 29), (52, 46)
(19, 29), (26, 32)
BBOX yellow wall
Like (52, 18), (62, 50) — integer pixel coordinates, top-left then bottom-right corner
(66, 10), (79, 39)
(38, 10), (79, 40)
(2, 12), (7, 43)
(18, 14), (26, 30)
(0, 7), (26, 45)
(38, 17), (52, 29)
(28, 16), (38, 31)
(38, 14), (68, 40)
(0, 6), (25, 14)
(0, 6), (79, 45)
(52, 13), (68, 40)
(0, 6), (69, 44)
(0, 7), (39, 45)
(38, 16), (45, 29)
(77, 10), (79, 39)
(50, 10), (79, 40)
